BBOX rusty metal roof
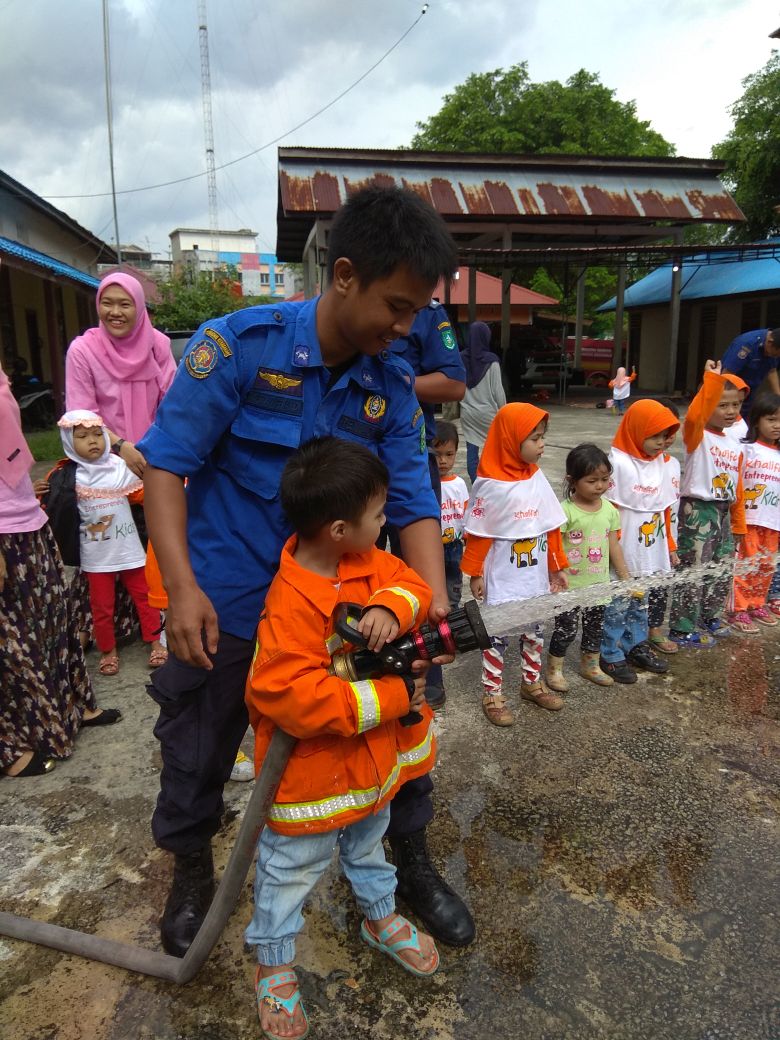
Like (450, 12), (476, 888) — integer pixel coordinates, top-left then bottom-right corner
(276, 147), (743, 261)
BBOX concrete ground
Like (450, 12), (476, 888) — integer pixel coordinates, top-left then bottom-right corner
(1, 403), (778, 1040)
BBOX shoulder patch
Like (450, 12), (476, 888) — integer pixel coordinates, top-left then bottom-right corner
(185, 340), (219, 379)
(203, 327), (232, 358)
(437, 320), (457, 351)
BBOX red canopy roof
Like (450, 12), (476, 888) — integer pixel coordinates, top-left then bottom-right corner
(435, 267), (557, 306)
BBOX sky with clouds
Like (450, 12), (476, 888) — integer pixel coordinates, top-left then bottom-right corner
(1, 0), (776, 257)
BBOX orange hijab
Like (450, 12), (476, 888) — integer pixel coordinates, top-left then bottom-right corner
(612, 399), (680, 459)
(477, 403), (548, 481)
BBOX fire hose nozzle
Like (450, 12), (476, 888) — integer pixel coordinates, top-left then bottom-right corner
(327, 600), (491, 724)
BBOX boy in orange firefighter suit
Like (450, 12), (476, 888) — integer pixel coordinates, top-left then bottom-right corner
(245, 437), (439, 1039)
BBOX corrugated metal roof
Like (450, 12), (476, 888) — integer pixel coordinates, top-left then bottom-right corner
(0, 235), (100, 288)
(277, 147), (743, 260)
(597, 239), (780, 311)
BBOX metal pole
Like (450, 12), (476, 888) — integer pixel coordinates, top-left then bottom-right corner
(574, 266), (586, 369)
(612, 265), (627, 370)
(102, 0), (122, 265)
(468, 266), (477, 326)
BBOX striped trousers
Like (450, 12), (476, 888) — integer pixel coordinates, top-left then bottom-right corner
(482, 625), (544, 690)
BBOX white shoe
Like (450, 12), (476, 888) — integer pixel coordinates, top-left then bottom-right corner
(230, 750), (254, 782)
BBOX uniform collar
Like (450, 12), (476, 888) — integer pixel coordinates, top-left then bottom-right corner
(278, 535), (379, 616)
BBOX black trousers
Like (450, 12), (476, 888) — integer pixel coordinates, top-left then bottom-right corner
(148, 633), (253, 855)
(648, 587), (668, 628)
(549, 605), (605, 656)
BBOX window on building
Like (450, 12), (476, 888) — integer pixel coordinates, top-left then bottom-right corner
(699, 304), (717, 357)
(765, 297), (780, 329)
(740, 299), (762, 332)
(260, 272), (270, 285)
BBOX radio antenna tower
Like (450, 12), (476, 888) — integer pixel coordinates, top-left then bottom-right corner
(198, 0), (218, 249)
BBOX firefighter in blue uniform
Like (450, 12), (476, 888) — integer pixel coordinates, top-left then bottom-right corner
(387, 302), (466, 707)
(721, 327), (780, 416)
(139, 186), (476, 958)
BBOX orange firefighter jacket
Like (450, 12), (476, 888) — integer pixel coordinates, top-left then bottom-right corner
(245, 537), (435, 836)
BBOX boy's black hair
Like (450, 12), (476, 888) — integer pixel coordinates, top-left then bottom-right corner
(433, 420), (459, 449)
(280, 436), (389, 539)
(326, 185), (458, 287)
(659, 397), (681, 420)
(744, 392), (780, 444)
(563, 443), (612, 499)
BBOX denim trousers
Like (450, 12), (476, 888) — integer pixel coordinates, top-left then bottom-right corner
(246, 806), (395, 966)
(601, 595), (648, 663)
(769, 560), (780, 601)
(466, 441), (480, 482)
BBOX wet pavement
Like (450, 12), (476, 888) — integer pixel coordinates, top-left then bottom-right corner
(1, 404), (778, 1039)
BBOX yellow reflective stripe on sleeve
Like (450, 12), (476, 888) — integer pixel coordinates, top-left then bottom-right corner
(350, 679), (381, 733)
(379, 727), (434, 800)
(325, 632), (344, 654)
(371, 585), (420, 622)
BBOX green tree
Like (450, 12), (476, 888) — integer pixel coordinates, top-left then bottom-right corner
(152, 267), (272, 330)
(412, 64), (674, 156)
(713, 52), (780, 241)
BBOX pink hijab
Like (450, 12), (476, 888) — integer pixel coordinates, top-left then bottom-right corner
(0, 365), (34, 490)
(613, 366), (630, 389)
(68, 273), (174, 440)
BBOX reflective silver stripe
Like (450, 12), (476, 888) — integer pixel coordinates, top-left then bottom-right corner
(325, 632), (343, 653)
(269, 787), (379, 823)
(269, 729), (435, 824)
(371, 585), (420, 622)
(350, 679), (380, 733)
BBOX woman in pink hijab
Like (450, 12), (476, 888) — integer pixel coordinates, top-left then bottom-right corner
(608, 364), (637, 416)
(65, 273), (176, 477)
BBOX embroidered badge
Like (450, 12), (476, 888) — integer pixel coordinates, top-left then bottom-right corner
(363, 394), (387, 421)
(256, 369), (303, 394)
(411, 406), (423, 427)
(293, 345), (310, 365)
(737, 346), (750, 359)
(203, 327), (232, 358)
(185, 341), (218, 379)
(361, 370), (375, 387)
(419, 422), (427, 454)
(438, 320), (457, 350)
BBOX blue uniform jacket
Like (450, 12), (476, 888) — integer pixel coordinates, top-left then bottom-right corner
(721, 328), (778, 412)
(390, 302), (465, 448)
(137, 298), (439, 639)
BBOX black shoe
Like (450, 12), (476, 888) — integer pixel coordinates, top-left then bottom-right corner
(424, 684), (446, 709)
(599, 657), (637, 684)
(160, 846), (215, 958)
(389, 829), (475, 947)
(626, 641), (669, 674)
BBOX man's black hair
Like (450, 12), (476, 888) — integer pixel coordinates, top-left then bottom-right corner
(280, 436), (389, 539)
(326, 185), (458, 287)
(744, 392), (780, 444)
(563, 443), (612, 499)
(433, 420), (459, 448)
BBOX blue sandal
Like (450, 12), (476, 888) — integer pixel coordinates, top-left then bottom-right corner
(360, 914), (439, 977)
(255, 968), (309, 1040)
(668, 630), (715, 648)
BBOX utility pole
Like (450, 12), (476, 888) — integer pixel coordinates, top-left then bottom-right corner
(102, 0), (122, 265)
(198, 0), (219, 252)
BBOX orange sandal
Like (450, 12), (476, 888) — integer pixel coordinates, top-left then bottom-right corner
(148, 646), (168, 669)
(98, 655), (119, 676)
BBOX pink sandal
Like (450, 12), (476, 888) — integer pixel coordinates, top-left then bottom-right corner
(98, 655), (119, 676)
(148, 647), (168, 669)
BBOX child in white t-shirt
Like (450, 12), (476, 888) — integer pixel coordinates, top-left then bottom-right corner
(432, 421), (469, 609)
(57, 410), (164, 675)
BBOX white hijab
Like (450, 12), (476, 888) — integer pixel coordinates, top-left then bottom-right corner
(58, 409), (141, 497)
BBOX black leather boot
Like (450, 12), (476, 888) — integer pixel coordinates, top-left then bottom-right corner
(160, 846), (215, 958)
(389, 829), (475, 947)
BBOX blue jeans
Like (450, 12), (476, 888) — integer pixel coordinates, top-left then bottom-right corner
(601, 595), (648, 663)
(615, 397), (627, 415)
(246, 806), (395, 966)
(466, 442), (480, 482)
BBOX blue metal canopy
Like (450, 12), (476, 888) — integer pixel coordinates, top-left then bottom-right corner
(0, 235), (100, 289)
(598, 238), (780, 311)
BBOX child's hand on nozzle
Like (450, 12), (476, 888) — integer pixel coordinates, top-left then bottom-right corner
(408, 674), (427, 715)
(470, 575), (485, 602)
(357, 606), (399, 652)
